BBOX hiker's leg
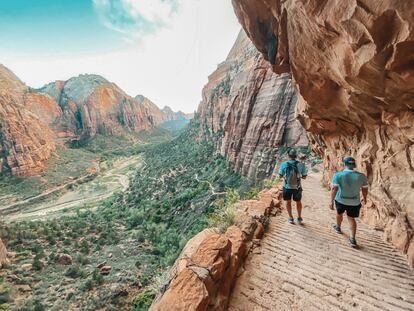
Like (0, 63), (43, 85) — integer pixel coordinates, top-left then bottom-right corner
(348, 216), (357, 239)
(286, 200), (293, 218)
(336, 213), (343, 228)
(293, 188), (303, 218)
(296, 201), (302, 219)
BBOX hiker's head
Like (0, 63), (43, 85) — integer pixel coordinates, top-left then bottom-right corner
(343, 156), (356, 169)
(288, 149), (297, 159)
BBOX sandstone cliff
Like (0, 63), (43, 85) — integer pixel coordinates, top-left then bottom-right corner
(38, 75), (155, 138)
(0, 65), (56, 176)
(198, 31), (308, 181)
(1, 66), (187, 176)
(232, 0), (414, 264)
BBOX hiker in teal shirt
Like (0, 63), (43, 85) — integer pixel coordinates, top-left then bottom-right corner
(278, 149), (308, 224)
(330, 156), (369, 247)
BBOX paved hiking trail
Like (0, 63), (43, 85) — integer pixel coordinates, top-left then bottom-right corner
(228, 171), (414, 311)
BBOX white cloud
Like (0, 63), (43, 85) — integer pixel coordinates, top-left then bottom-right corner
(4, 0), (241, 113)
(92, 0), (180, 37)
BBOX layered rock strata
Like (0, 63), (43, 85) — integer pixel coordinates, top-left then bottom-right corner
(231, 0), (414, 264)
(38, 75), (155, 137)
(198, 31), (308, 182)
(0, 65), (56, 176)
(150, 188), (281, 311)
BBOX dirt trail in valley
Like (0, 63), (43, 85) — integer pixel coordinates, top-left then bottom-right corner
(2, 156), (141, 222)
(228, 171), (414, 311)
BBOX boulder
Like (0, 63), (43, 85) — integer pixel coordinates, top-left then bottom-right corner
(0, 239), (8, 269)
(150, 268), (209, 311)
(21, 263), (32, 271)
(100, 265), (112, 275)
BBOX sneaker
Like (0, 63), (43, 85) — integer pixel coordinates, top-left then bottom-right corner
(332, 224), (342, 234)
(349, 237), (357, 248)
(297, 217), (303, 225)
(288, 217), (294, 224)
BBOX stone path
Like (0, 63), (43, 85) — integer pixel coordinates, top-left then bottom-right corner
(228, 172), (414, 311)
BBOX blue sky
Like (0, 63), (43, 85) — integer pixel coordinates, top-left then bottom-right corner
(0, 0), (124, 55)
(0, 0), (241, 112)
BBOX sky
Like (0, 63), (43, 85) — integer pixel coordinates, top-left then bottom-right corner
(0, 0), (241, 113)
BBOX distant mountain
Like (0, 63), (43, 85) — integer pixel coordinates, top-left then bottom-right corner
(0, 65), (188, 176)
(37, 75), (155, 138)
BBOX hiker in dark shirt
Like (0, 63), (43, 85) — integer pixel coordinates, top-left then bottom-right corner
(278, 149), (308, 224)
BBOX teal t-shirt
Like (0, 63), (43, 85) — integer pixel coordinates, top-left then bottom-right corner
(278, 160), (307, 189)
(331, 169), (368, 206)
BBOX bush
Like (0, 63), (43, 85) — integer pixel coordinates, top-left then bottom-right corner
(130, 290), (156, 311)
(0, 286), (10, 304)
(65, 266), (85, 279)
(244, 187), (260, 200)
(208, 190), (239, 233)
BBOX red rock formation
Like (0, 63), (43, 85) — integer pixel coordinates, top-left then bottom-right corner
(198, 31), (308, 181)
(0, 65), (56, 176)
(150, 188), (281, 311)
(39, 76), (154, 137)
(0, 238), (8, 269)
(24, 92), (62, 126)
(232, 0), (414, 264)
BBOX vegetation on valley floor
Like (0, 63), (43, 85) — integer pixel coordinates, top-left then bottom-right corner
(0, 121), (257, 311)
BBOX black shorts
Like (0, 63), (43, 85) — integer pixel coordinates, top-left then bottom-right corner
(335, 200), (361, 218)
(283, 187), (302, 202)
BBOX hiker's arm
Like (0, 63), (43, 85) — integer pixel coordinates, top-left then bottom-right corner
(361, 175), (369, 204)
(330, 187), (338, 210)
(277, 164), (285, 178)
(300, 163), (307, 179)
(361, 187), (368, 204)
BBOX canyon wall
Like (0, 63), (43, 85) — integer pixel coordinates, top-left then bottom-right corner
(198, 31), (308, 182)
(0, 66), (188, 176)
(231, 0), (414, 264)
(0, 65), (57, 176)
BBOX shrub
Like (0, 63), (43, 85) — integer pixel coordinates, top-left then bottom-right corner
(130, 290), (156, 311)
(32, 255), (43, 271)
(0, 286), (10, 304)
(244, 187), (260, 200)
(65, 266), (85, 279)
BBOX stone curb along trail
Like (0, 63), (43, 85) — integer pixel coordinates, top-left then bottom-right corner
(149, 187), (282, 311)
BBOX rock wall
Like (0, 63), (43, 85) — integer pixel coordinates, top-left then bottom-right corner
(197, 31), (308, 182)
(150, 188), (281, 311)
(231, 0), (414, 264)
(0, 65), (56, 176)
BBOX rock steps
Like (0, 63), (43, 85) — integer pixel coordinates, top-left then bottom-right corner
(228, 172), (414, 311)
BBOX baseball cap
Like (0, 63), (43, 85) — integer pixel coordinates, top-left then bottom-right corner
(343, 156), (356, 167)
(288, 149), (297, 157)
